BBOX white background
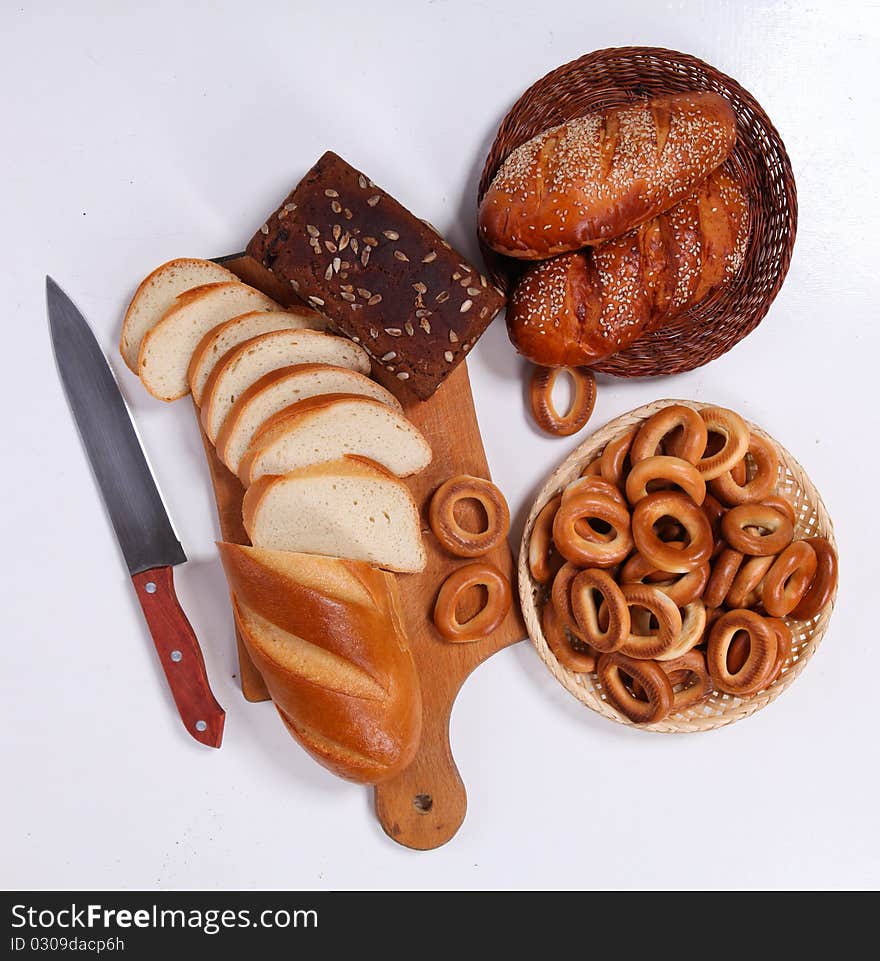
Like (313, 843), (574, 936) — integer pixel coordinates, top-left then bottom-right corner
(3, 0), (878, 891)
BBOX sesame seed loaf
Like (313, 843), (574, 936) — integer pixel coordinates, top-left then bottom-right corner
(507, 169), (749, 366)
(246, 151), (506, 400)
(479, 91), (737, 260)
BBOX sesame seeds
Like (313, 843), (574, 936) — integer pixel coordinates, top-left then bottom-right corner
(383, 230), (400, 240)
(367, 195), (381, 207)
(444, 350), (454, 363)
(460, 300), (473, 313)
(324, 189), (339, 198)
(260, 223), (269, 235)
(485, 92), (735, 254)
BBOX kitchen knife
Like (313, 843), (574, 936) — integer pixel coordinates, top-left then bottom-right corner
(47, 276), (225, 748)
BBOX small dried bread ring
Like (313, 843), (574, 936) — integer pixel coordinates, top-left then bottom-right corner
(791, 537), (838, 620)
(562, 478), (627, 544)
(657, 650), (713, 711)
(703, 547), (744, 609)
(529, 365), (597, 436)
(551, 562), (588, 640)
(625, 455), (707, 506)
(701, 493), (727, 558)
(729, 455), (747, 487)
(541, 601), (597, 674)
(696, 407), (750, 479)
(631, 491), (714, 574)
(707, 609), (778, 695)
(599, 426), (638, 487)
(433, 562), (512, 642)
(429, 474), (510, 558)
(563, 475), (627, 509)
(569, 569), (630, 653)
(620, 546), (709, 607)
(656, 599), (707, 661)
(597, 652), (674, 724)
(761, 494), (796, 525)
(528, 495), (564, 585)
(618, 584), (683, 659)
(631, 404), (708, 466)
(762, 540), (818, 617)
(580, 457), (604, 478)
(552, 491), (633, 567)
(709, 433), (780, 505)
(725, 617), (784, 695)
(764, 617), (793, 685)
(726, 554), (775, 609)
(722, 503), (794, 556)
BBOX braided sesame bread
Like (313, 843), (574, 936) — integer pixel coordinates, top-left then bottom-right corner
(506, 169), (749, 366)
(479, 91), (736, 259)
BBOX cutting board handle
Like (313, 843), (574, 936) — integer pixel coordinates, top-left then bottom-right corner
(374, 689), (466, 849)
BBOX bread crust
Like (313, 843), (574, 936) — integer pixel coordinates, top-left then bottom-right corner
(479, 91), (736, 259)
(218, 543), (422, 784)
(506, 169), (749, 366)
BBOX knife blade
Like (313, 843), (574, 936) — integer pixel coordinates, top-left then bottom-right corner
(47, 277), (225, 748)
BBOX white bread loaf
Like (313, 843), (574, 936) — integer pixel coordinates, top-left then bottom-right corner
(188, 308), (327, 404)
(138, 282), (280, 401)
(242, 456), (426, 573)
(200, 329), (371, 442)
(239, 393), (432, 485)
(216, 364), (403, 477)
(217, 543), (422, 784)
(120, 258), (239, 373)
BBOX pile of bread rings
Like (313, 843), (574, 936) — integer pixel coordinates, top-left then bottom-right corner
(430, 474), (513, 642)
(528, 403), (838, 724)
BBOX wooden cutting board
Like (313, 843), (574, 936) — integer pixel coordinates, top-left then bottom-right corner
(203, 254), (525, 850)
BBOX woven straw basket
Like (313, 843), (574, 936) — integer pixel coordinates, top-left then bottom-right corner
(518, 400), (837, 733)
(477, 46), (797, 378)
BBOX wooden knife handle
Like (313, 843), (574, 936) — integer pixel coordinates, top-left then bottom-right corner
(131, 566), (225, 748)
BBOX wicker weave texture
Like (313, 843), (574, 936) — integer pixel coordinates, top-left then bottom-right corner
(518, 400), (836, 733)
(477, 46), (798, 378)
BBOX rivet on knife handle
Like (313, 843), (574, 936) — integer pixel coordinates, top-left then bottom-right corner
(131, 567), (225, 748)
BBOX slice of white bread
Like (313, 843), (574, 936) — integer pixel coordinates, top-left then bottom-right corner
(201, 329), (371, 442)
(242, 456), (427, 573)
(216, 364), (403, 477)
(188, 308), (327, 404)
(239, 393), (432, 485)
(138, 282), (280, 401)
(120, 258), (239, 372)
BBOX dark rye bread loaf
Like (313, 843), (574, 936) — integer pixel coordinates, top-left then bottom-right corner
(247, 151), (506, 400)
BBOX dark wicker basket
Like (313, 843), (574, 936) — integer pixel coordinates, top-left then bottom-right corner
(477, 47), (797, 378)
